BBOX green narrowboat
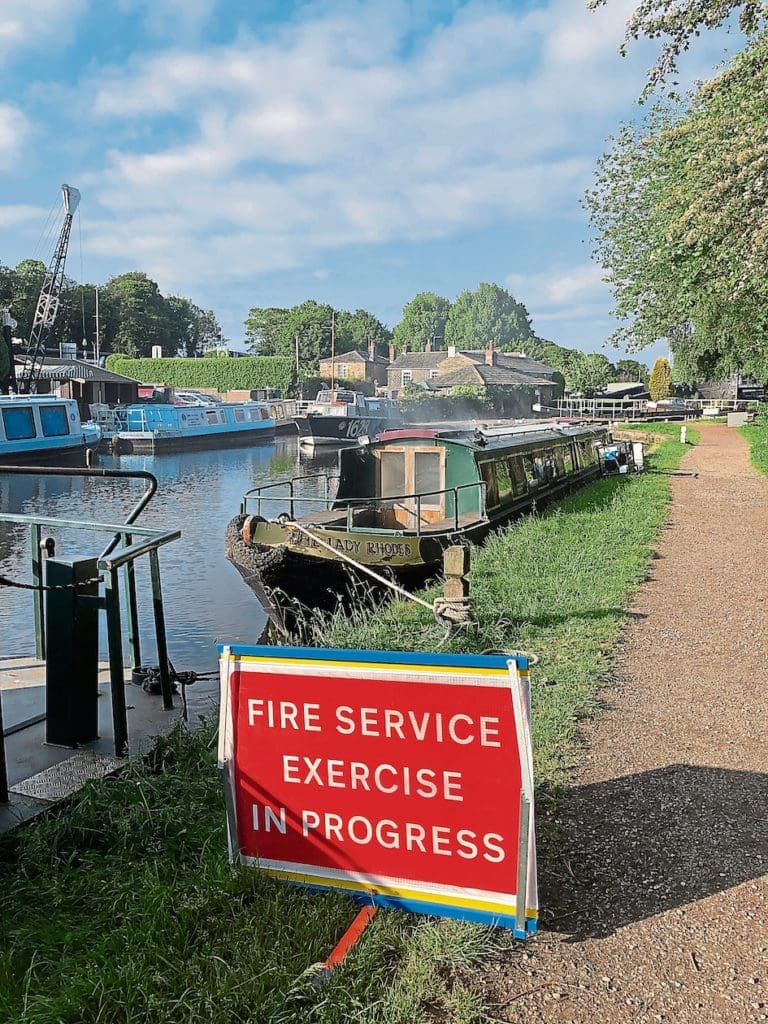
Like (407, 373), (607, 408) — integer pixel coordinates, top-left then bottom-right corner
(226, 420), (610, 623)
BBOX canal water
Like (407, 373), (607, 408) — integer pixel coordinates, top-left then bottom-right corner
(0, 438), (339, 672)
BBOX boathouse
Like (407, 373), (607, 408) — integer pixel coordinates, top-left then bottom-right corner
(15, 357), (140, 418)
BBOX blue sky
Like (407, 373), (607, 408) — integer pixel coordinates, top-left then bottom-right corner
(0, 0), (740, 362)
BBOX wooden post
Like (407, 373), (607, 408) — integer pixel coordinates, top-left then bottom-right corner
(442, 544), (471, 606)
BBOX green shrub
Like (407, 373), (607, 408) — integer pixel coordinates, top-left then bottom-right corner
(105, 356), (295, 394)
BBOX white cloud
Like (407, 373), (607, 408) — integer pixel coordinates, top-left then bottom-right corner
(0, 104), (32, 171)
(116, 0), (217, 38)
(77, 0), (656, 294)
(507, 263), (609, 307)
(0, 0), (87, 61)
(0, 203), (46, 227)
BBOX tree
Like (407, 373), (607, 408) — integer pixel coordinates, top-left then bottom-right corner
(166, 296), (223, 356)
(392, 293), (450, 353)
(335, 309), (391, 353)
(616, 358), (649, 382)
(588, 0), (768, 93)
(245, 307), (291, 354)
(649, 356), (672, 400)
(104, 272), (172, 357)
(444, 283), (533, 351)
(567, 352), (616, 396)
(585, 34), (768, 383)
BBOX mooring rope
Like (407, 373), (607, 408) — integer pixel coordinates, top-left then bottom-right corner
(284, 521), (434, 612)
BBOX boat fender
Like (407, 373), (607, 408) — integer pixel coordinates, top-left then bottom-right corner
(242, 514), (266, 545)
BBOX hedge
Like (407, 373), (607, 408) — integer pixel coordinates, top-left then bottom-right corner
(105, 356), (295, 394)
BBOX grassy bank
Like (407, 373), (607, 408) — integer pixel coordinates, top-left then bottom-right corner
(741, 414), (768, 477)
(0, 423), (694, 1024)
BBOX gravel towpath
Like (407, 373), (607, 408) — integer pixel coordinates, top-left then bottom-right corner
(491, 424), (767, 1023)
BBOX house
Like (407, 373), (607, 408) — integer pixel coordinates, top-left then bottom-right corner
(387, 342), (561, 416)
(16, 358), (140, 418)
(318, 341), (389, 387)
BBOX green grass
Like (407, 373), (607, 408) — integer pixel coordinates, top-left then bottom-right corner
(740, 414), (768, 477)
(0, 425), (694, 1024)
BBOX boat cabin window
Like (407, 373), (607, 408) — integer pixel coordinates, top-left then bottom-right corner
(234, 408), (246, 423)
(206, 410), (220, 425)
(414, 450), (442, 500)
(560, 444), (574, 474)
(380, 449), (406, 496)
(39, 404), (70, 437)
(248, 408), (263, 421)
(377, 445), (446, 524)
(577, 440), (597, 467)
(522, 455), (539, 489)
(260, 408), (271, 420)
(479, 462), (499, 508)
(2, 407), (36, 441)
(507, 456), (528, 496)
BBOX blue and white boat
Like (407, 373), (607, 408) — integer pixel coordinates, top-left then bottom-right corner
(106, 400), (276, 453)
(0, 395), (90, 464)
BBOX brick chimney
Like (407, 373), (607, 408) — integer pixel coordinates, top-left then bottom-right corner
(447, 344), (457, 358)
(388, 343), (395, 363)
(368, 339), (375, 361)
(425, 340), (432, 353)
(485, 339), (496, 366)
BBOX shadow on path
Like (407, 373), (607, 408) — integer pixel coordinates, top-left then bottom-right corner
(538, 763), (768, 940)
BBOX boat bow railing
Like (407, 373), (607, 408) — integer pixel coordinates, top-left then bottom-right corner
(241, 478), (487, 536)
(241, 473), (340, 518)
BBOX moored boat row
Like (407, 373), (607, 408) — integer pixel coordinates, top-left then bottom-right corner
(226, 420), (615, 627)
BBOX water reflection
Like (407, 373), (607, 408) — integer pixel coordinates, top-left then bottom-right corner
(0, 438), (342, 671)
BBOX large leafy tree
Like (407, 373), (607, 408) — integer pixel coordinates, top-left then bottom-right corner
(104, 272), (173, 358)
(589, 0), (768, 92)
(567, 352), (616, 396)
(392, 292), (451, 353)
(444, 283), (533, 351)
(585, 33), (768, 382)
(166, 296), (223, 356)
(246, 302), (391, 368)
(335, 309), (391, 354)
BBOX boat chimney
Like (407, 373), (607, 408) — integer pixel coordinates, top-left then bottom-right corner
(485, 339), (496, 366)
(447, 344), (457, 358)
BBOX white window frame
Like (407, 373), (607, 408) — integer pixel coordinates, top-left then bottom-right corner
(401, 369), (413, 383)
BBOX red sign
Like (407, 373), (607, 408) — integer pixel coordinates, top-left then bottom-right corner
(219, 645), (537, 935)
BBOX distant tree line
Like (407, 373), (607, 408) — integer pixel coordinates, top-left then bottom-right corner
(247, 284), (648, 396)
(0, 252), (649, 396)
(0, 262), (224, 359)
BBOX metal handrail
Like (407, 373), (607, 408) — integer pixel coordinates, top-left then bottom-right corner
(243, 479), (488, 536)
(241, 473), (339, 517)
(0, 466), (175, 766)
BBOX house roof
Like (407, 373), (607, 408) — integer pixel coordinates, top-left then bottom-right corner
(320, 348), (389, 364)
(17, 358), (141, 384)
(389, 351), (446, 368)
(461, 351), (558, 376)
(390, 349), (557, 377)
(431, 364), (554, 390)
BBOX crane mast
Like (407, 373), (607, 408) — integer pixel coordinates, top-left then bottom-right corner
(18, 184), (80, 394)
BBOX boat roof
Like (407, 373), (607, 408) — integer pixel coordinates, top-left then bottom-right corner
(377, 419), (604, 451)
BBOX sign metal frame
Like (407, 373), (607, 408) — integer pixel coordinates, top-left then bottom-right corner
(218, 643), (537, 938)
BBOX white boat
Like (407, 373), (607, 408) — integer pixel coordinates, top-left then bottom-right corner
(294, 388), (402, 446)
(94, 399), (277, 453)
(0, 395), (89, 464)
